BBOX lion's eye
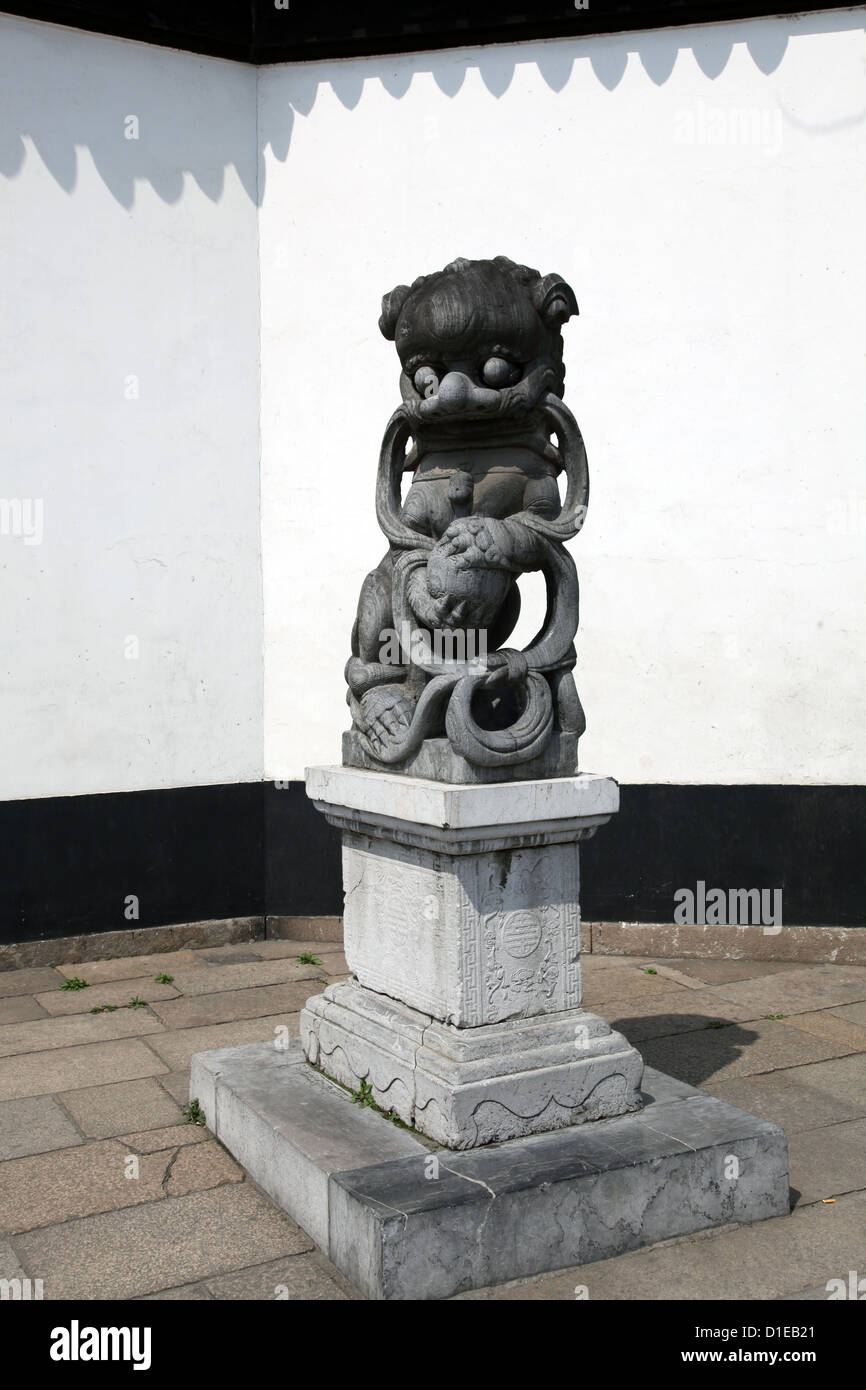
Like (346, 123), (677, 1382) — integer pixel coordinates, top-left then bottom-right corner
(481, 357), (520, 388)
(414, 366), (439, 398)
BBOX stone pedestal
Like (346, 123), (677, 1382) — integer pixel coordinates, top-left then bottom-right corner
(189, 761), (790, 1298)
(301, 766), (644, 1147)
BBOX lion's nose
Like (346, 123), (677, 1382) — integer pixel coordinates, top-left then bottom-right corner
(436, 372), (473, 410)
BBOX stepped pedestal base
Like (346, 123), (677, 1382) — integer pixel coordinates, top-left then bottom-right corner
(190, 1040), (790, 1302)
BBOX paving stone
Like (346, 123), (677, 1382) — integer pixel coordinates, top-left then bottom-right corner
(120, 1124), (209, 1153)
(204, 1253), (352, 1300)
(13, 1185), (315, 1300)
(0, 967), (65, 997)
(0, 996), (47, 1024)
(580, 967), (685, 1008)
(137, 1282), (214, 1300)
(830, 1001), (866, 1028)
(581, 952), (659, 970)
(706, 1059), (866, 1135)
(164, 1140), (243, 1196)
(146, 1014), (300, 1071)
(159, 1072), (194, 1105)
(254, 940), (345, 964)
(639, 1018), (854, 1088)
(188, 943), (267, 962)
(165, 959), (325, 998)
(651, 957), (805, 986)
(457, 1190), (866, 1301)
(0, 1238), (26, 1279)
(786, 1119), (866, 1206)
(35, 976), (181, 1017)
(266, 936), (343, 957)
(0, 1096), (83, 1160)
(779, 1010), (866, 1051)
(780, 1283), (838, 1300)
(708, 965), (866, 1018)
(0, 1008), (164, 1059)
(55, 951), (202, 984)
(0, 1039), (167, 1102)
(197, 951), (264, 964)
(61, 1077), (183, 1139)
(148, 982), (315, 1030)
(0, 1140), (169, 1232)
(599, 991), (757, 1043)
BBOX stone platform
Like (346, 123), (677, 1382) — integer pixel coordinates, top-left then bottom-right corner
(190, 1038), (790, 1302)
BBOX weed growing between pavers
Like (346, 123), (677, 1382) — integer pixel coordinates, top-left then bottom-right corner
(60, 977), (89, 991)
(296, 952), (323, 966)
(182, 1099), (207, 1126)
(154, 973), (174, 984)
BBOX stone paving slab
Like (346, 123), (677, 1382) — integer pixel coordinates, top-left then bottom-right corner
(55, 950), (203, 984)
(830, 1000), (866, 1028)
(785, 1118), (866, 1205)
(602, 992), (758, 1042)
(163, 1139), (243, 1197)
(165, 959), (328, 996)
(12, 1185), (316, 1300)
(35, 977), (181, 1016)
(0, 1038), (167, 1102)
(60, 1076), (184, 1138)
(651, 957), (806, 986)
(159, 1072), (196, 1106)
(705, 1060), (866, 1135)
(581, 967), (685, 1007)
(639, 1018), (858, 1088)
(137, 1282), (214, 1300)
(707, 965), (866, 1017)
(0, 1095), (83, 1160)
(149, 981), (315, 1029)
(779, 1010), (866, 1051)
(0, 1008), (164, 1058)
(253, 942), (349, 969)
(120, 1123), (209, 1153)
(0, 1139), (170, 1232)
(0, 995), (47, 1024)
(145, 1013), (300, 1071)
(0, 1238), (27, 1279)
(188, 943), (270, 962)
(202, 1253), (353, 1300)
(0, 966), (65, 997)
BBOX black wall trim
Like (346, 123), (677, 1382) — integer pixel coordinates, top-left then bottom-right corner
(578, 784), (865, 927)
(2, 2), (848, 64)
(0, 783), (264, 944)
(1, 780), (862, 945)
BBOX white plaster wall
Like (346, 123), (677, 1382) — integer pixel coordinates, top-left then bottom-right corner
(0, 15), (262, 799)
(259, 9), (866, 786)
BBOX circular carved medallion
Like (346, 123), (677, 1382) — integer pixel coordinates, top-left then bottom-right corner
(501, 910), (542, 959)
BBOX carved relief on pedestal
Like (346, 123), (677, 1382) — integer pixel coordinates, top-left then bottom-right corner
(342, 833), (453, 1019)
